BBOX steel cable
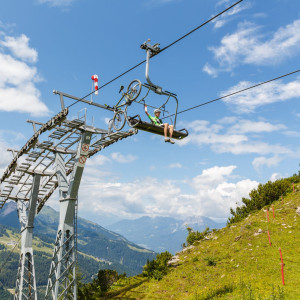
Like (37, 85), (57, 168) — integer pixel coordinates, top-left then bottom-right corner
(67, 0), (243, 109)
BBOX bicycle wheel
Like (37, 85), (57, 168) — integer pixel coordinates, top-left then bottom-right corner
(126, 79), (142, 101)
(112, 110), (126, 131)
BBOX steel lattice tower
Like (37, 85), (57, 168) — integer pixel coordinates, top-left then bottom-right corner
(45, 132), (92, 300)
(0, 91), (137, 300)
(15, 174), (41, 300)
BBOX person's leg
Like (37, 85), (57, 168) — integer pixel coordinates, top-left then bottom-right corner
(168, 125), (175, 144)
(169, 125), (174, 138)
(164, 123), (169, 141)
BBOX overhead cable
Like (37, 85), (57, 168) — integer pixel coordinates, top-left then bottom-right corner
(162, 69), (300, 119)
(67, 0), (243, 109)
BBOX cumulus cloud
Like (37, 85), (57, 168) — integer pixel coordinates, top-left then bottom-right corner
(190, 166), (259, 217)
(270, 173), (282, 182)
(0, 34), (38, 63)
(78, 165), (258, 219)
(180, 118), (291, 157)
(221, 77), (300, 113)
(204, 19), (300, 75)
(111, 152), (138, 163)
(86, 155), (110, 166)
(252, 156), (282, 171)
(0, 29), (49, 116)
(228, 120), (286, 134)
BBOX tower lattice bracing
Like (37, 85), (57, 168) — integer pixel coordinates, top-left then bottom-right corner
(14, 174), (41, 300)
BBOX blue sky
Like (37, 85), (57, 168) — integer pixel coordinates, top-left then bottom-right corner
(0, 0), (300, 225)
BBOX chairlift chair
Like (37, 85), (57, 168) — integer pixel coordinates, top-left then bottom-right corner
(126, 39), (188, 140)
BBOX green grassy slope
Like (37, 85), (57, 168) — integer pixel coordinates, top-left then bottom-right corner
(106, 184), (300, 299)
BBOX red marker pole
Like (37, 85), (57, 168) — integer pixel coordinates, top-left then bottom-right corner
(267, 230), (272, 246)
(279, 248), (285, 285)
(293, 182), (295, 193)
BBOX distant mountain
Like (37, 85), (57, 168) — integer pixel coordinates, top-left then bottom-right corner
(107, 215), (225, 254)
(0, 201), (156, 294)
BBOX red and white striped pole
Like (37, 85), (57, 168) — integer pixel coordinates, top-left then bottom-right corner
(91, 74), (99, 95)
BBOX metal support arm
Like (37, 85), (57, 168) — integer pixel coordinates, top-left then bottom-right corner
(141, 39), (163, 94)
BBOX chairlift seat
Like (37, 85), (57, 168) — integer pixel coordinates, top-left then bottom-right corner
(128, 116), (188, 140)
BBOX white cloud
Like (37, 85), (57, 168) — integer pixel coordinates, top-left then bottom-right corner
(86, 155), (110, 166)
(188, 166), (259, 217)
(202, 63), (218, 78)
(218, 116), (238, 124)
(0, 139), (15, 177)
(270, 173), (282, 182)
(181, 118), (291, 157)
(0, 129), (26, 142)
(214, 141), (289, 156)
(221, 77), (300, 113)
(0, 30), (49, 116)
(192, 165), (237, 188)
(111, 152), (138, 163)
(168, 163), (182, 168)
(216, 0), (230, 6)
(78, 165), (259, 219)
(283, 130), (300, 137)
(228, 120), (286, 134)
(212, 2), (251, 29)
(37, 0), (76, 8)
(0, 140), (12, 168)
(0, 34), (38, 63)
(204, 19), (300, 75)
(252, 156), (282, 171)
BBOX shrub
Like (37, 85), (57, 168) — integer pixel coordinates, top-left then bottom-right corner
(78, 269), (125, 299)
(142, 251), (172, 280)
(186, 227), (210, 246)
(204, 256), (217, 266)
(228, 176), (298, 224)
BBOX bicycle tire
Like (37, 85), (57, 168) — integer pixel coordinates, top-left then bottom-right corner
(112, 110), (126, 131)
(126, 79), (142, 101)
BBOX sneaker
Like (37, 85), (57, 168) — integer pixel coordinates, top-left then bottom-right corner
(165, 138), (170, 143)
(169, 139), (175, 144)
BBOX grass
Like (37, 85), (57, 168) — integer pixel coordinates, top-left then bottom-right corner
(102, 183), (300, 299)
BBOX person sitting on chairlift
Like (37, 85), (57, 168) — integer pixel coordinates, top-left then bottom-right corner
(144, 105), (175, 144)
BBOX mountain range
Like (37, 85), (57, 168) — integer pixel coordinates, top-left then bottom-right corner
(0, 201), (156, 297)
(107, 215), (225, 253)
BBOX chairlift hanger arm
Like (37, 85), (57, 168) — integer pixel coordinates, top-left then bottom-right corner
(53, 90), (114, 112)
(141, 40), (163, 94)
